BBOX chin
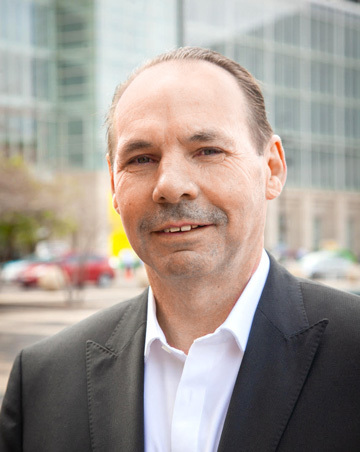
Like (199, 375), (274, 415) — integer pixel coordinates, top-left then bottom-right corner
(147, 253), (217, 280)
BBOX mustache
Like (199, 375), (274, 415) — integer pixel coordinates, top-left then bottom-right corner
(139, 201), (228, 231)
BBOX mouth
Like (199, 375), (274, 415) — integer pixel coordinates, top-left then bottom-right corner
(158, 224), (209, 233)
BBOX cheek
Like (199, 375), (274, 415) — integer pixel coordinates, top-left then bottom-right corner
(113, 180), (137, 227)
(118, 196), (137, 226)
(214, 171), (267, 228)
(117, 184), (150, 232)
(115, 173), (141, 207)
(207, 157), (264, 195)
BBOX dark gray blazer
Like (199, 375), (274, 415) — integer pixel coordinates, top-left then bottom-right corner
(1, 255), (360, 451)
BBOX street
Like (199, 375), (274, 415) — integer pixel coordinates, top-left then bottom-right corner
(0, 277), (144, 406)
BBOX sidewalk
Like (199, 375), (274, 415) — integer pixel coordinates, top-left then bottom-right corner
(0, 277), (144, 307)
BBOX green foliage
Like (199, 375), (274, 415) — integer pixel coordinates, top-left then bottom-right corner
(0, 213), (38, 257)
(0, 156), (77, 261)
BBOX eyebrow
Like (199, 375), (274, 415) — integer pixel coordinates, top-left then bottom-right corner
(118, 129), (234, 155)
(120, 139), (153, 155)
(187, 129), (234, 147)
(188, 130), (220, 142)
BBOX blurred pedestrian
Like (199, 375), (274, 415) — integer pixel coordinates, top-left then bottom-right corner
(120, 248), (135, 279)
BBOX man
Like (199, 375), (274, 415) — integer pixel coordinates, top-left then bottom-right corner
(1, 47), (360, 451)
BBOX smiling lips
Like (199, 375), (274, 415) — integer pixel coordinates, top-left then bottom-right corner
(162, 224), (206, 233)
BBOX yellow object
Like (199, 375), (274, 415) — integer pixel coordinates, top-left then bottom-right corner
(108, 193), (131, 256)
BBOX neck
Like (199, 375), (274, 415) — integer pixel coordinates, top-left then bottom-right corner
(146, 252), (262, 354)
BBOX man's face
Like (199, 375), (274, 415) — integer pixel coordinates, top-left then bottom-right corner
(109, 60), (284, 280)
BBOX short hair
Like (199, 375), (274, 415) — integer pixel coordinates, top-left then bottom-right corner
(106, 46), (273, 164)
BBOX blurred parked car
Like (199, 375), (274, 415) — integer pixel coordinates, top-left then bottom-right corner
(0, 257), (47, 284)
(298, 250), (360, 280)
(17, 254), (115, 288)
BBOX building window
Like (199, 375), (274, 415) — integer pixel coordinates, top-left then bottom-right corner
(58, 61), (88, 100)
(31, 3), (51, 47)
(310, 15), (334, 53)
(274, 96), (301, 132)
(283, 143), (301, 187)
(345, 108), (360, 140)
(68, 119), (83, 136)
(311, 145), (335, 189)
(345, 27), (360, 59)
(311, 102), (334, 136)
(313, 216), (322, 250)
(275, 54), (300, 89)
(311, 61), (334, 94)
(344, 67), (360, 98)
(274, 13), (300, 46)
(347, 217), (355, 251)
(345, 148), (360, 190)
(67, 118), (84, 167)
(57, 7), (87, 49)
(279, 213), (287, 246)
(234, 44), (264, 81)
(31, 58), (50, 100)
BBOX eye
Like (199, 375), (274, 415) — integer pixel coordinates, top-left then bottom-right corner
(198, 148), (223, 156)
(129, 155), (155, 165)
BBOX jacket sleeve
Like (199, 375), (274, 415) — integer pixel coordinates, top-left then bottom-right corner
(0, 353), (23, 452)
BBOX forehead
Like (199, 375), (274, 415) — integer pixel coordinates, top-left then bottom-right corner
(113, 60), (249, 141)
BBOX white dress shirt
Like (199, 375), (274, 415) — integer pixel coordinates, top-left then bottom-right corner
(144, 250), (270, 452)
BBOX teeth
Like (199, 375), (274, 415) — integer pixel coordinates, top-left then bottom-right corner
(163, 225), (200, 233)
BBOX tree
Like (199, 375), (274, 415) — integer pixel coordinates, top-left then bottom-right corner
(0, 156), (75, 262)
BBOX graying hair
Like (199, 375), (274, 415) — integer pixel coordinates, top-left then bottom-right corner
(106, 46), (273, 164)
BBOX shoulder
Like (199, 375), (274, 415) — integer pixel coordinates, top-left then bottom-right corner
(22, 289), (148, 361)
(266, 253), (360, 340)
(298, 277), (360, 335)
(268, 253), (360, 317)
(299, 276), (360, 307)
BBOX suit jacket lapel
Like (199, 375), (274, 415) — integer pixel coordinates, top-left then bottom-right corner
(86, 291), (148, 452)
(84, 257), (329, 452)
(218, 256), (329, 452)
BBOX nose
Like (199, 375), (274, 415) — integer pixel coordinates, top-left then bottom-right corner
(152, 158), (199, 204)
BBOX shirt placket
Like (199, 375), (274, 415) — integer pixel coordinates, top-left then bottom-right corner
(170, 340), (215, 452)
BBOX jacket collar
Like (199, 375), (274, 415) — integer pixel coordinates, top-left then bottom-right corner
(218, 254), (328, 452)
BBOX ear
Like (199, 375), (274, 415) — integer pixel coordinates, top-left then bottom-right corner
(106, 153), (120, 213)
(265, 135), (287, 200)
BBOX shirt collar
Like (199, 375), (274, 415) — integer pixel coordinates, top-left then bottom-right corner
(144, 249), (270, 359)
(144, 286), (167, 360)
(219, 249), (269, 351)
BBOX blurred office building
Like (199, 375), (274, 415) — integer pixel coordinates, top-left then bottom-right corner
(184, 0), (360, 256)
(0, 0), (177, 253)
(0, 0), (360, 256)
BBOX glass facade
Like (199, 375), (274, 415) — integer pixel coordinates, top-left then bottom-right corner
(95, 0), (177, 169)
(184, 0), (360, 192)
(55, 0), (96, 169)
(184, 0), (360, 254)
(0, 0), (56, 168)
(0, 0), (176, 170)
(55, 0), (177, 170)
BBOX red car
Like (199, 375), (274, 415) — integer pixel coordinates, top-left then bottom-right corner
(18, 254), (115, 288)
